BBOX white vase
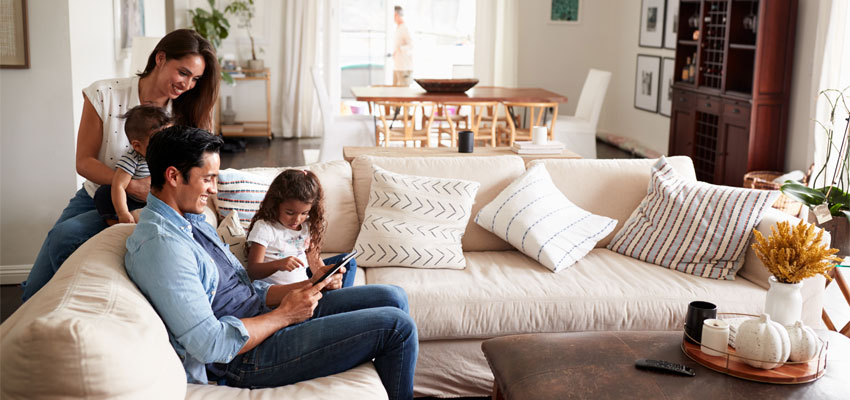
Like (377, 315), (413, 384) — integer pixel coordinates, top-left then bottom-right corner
(764, 275), (803, 326)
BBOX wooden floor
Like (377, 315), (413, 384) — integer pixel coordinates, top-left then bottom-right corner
(0, 139), (631, 323)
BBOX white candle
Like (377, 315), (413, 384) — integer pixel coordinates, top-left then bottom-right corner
(701, 319), (730, 357)
(532, 126), (548, 145)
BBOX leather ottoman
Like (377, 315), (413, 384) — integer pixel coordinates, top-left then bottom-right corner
(481, 330), (849, 400)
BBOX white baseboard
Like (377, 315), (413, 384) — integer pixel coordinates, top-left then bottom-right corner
(0, 264), (31, 285)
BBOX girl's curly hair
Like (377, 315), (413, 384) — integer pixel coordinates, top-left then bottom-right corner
(246, 169), (326, 255)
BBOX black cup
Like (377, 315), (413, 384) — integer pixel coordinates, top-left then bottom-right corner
(458, 130), (473, 153)
(684, 301), (717, 344)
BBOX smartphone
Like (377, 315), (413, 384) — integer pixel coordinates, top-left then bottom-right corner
(312, 250), (358, 286)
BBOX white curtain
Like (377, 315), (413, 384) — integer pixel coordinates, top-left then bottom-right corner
(812, 0), (850, 188)
(473, 0), (518, 87)
(277, 0), (340, 138)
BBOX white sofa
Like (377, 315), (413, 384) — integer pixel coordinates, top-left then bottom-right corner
(0, 155), (825, 399)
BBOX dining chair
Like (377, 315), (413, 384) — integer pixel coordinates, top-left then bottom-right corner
(553, 69), (612, 158)
(310, 67), (375, 162)
(374, 101), (436, 147)
(502, 101), (560, 146)
(435, 102), (501, 147)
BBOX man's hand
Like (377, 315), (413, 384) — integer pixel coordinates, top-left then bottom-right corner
(126, 177), (151, 201)
(274, 281), (324, 324)
(277, 256), (305, 272)
(311, 264), (346, 291)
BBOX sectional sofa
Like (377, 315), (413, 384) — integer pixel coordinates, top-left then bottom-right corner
(0, 155), (825, 399)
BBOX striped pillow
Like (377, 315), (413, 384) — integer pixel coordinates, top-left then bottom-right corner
(475, 163), (617, 272)
(607, 157), (779, 280)
(215, 169), (272, 228)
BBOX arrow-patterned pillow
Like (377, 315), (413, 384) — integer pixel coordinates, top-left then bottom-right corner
(354, 166), (480, 268)
(475, 163), (617, 272)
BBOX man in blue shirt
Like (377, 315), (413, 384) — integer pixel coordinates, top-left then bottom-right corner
(125, 126), (417, 399)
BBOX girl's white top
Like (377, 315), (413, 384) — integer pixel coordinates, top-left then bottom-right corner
(81, 76), (171, 197)
(247, 219), (311, 285)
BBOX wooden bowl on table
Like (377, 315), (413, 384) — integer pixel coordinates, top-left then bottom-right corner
(414, 78), (479, 93)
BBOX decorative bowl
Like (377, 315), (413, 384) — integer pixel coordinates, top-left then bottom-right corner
(415, 78), (479, 93)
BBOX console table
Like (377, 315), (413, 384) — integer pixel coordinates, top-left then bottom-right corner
(342, 146), (581, 163)
(482, 331), (848, 400)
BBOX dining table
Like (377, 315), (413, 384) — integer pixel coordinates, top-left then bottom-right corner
(350, 85), (568, 104)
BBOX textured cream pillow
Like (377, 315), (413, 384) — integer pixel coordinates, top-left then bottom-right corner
(475, 163), (617, 272)
(217, 210), (248, 266)
(354, 166), (480, 268)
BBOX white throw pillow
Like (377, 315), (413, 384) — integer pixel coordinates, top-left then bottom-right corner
(354, 166), (480, 268)
(475, 163), (617, 272)
(217, 209), (248, 265)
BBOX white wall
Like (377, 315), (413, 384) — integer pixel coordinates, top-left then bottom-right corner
(518, 0), (820, 171)
(0, 0), (165, 279)
(0, 2), (77, 272)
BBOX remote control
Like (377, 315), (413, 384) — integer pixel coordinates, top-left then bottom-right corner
(634, 359), (695, 377)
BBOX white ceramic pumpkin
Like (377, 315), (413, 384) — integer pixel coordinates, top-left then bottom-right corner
(786, 321), (820, 362)
(735, 314), (790, 369)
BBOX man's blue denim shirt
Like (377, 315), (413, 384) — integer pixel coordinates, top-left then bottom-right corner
(125, 194), (272, 384)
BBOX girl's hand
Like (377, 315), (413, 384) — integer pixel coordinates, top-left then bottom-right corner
(277, 256), (305, 272)
(313, 265), (346, 291)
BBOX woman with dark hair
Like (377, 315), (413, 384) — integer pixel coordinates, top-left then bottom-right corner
(22, 29), (220, 301)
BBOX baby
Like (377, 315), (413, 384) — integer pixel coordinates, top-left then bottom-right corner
(94, 104), (171, 224)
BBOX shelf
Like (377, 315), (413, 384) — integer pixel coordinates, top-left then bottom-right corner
(678, 40), (698, 46)
(216, 68), (272, 139)
(729, 43), (756, 50)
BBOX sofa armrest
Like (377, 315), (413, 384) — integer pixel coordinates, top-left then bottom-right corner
(739, 207), (829, 328)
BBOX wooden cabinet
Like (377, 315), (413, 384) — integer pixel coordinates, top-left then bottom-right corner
(667, 0), (797, 186)
(215, 68), (272, 140)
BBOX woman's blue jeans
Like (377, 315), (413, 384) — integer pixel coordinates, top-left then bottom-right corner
(22, 188), (108, 301)
(222, 284), (418, 400)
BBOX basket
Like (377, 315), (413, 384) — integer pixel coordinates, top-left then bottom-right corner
(743, 171), (805, 217)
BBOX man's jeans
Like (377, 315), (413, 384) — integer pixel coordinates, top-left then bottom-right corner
(22, 188), (108, 301)
(222, 284), (418, 400)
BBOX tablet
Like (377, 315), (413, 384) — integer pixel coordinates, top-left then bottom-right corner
(312, 250), (358, 286)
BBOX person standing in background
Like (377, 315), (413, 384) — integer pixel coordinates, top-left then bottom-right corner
(392, 5), (413, 86)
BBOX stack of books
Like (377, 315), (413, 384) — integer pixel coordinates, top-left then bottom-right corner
(511, 141), (566, 154)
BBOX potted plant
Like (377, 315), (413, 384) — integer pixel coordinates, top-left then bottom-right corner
(188, 0), (235, 84)
(751, 221), (841, 326)
(781, 87), (850, 256)
(225, 0), (264, 76)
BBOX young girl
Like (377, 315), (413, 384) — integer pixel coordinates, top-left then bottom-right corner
(246, 169), (357, 287)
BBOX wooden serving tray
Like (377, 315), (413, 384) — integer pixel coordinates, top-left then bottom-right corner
(681, 323), (828, 384)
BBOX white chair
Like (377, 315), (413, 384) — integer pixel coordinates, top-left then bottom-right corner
(310, 67), (375, 163)
(553, 69), (612, 159)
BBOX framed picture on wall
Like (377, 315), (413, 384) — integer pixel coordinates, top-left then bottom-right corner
(658, 57), (675, 117)
(113, 0), (146, 59)
(550, 0), (581, 24)
(664, 0), (678, 49)
(1, 0), (30, 69)
(639, 0), (665, 48)
(634, 54), (661, 113)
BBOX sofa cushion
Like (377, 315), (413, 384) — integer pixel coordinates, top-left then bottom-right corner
(365, 249), (789, 341)
(212, 160), (359, 253)
(532, 156), (697, 248)
(607, 157), (779, 280)
(351, 155), (527, 252)
(217, 208), (248, 266)
(0, 225), (187, 399)
(185, 363), (387, 399)
(474, 163), (617, 272)
(215, 168), (272, 227)
(354, 166), (479, 268)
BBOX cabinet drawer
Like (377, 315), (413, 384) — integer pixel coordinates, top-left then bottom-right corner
(695, 95), (721, 114)
(723, 101), (750, 121)
(672, 89), (694, 110)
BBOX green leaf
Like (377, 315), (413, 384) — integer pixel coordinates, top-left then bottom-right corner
(781, 182), (826, 206)
(221, 70), (234, 85)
